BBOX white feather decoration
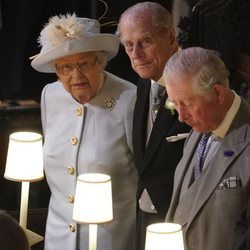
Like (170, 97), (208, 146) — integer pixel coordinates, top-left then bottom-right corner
(38, 13), (97, 51)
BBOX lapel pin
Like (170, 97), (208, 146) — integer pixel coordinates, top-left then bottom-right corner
(224, 150), (234, 157)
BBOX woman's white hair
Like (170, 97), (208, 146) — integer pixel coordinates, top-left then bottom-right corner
(95, 51), (108, 69)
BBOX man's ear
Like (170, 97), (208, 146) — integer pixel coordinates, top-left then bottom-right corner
(169, 27), (176, 45)
(213, 84), (225, 104)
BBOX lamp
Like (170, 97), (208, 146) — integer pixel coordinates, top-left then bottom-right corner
(145, 222), (184, 250)
(72, 173), (113, 250)
(4, 131), (44, 245)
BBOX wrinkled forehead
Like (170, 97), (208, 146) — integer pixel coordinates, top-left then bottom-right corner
(119, 17), (155, 41)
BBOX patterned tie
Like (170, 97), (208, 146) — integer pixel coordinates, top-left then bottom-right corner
(193, 132), (211, 180)
(151, 82), (165, 122)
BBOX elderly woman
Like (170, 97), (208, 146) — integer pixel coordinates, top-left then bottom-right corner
(31, 14), (137, 250)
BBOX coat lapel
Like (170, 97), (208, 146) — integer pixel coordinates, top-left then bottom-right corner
(144, 101), (179, 168)
(132, 80), (150, 166)
(166, 130), (200, 221)
(133, 79), (180, 175)
(176, 124), (250, 229)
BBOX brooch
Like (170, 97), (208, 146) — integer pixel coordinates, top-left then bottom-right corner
(104, 97), (116, 110)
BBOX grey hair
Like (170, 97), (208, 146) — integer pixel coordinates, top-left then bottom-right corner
(95, 51), (108, 69)
(116, 1), (172, 38)
(164, 47), (230, 95)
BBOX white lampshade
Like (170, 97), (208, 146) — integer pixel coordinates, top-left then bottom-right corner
(73, 173), (113, 224)
(4, 131), (44, 182)
(145, 223), (184, 250)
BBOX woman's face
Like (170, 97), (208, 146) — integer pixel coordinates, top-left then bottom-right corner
(54, 52), (103, 103)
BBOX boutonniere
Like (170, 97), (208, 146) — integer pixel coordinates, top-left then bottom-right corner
(224, 150), (234, 157)
(164, 99), (176, 115)
(104, 97), (116, 110)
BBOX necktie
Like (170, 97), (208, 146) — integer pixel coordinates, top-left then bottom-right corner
(151, 82), (165, 122)
(193, 132), (211, 180)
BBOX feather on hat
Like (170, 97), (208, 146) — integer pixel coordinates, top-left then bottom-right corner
(31, 13), (119, 73)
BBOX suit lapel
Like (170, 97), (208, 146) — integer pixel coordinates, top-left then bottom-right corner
(186, 102), (250, 226)
(133, 78), (182, 175)
(144, 100), (178, 167)
(166, 130), (199, 221)
(132, 80), (150, 166)
(176, 124), (250, 229)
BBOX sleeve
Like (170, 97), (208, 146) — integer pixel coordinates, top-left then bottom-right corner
(40, 84), (49, 136)
(123, 88), (136, 153)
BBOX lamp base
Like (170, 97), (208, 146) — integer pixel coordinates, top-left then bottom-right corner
(25, 229), (44, 246)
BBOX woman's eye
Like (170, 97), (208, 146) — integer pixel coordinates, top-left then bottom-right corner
(63, 64), (73, 70)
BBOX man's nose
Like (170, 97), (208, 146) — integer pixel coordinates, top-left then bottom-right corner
(132, 44), (144, 58)
(177, 106), (186, 123)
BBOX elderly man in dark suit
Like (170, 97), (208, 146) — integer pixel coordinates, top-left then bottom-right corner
(117, 2), (191, 249)
(164, 47), (250, 250)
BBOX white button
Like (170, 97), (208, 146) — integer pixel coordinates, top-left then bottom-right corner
(69, 223), (75, 232)
(139, 199), (141, 204)
(75, 107), (82, 116)
(71, 137), (78, 145)
(67, 166), (75, 175)
(151, 205), (155, 210)
(67, 195), (74, 203)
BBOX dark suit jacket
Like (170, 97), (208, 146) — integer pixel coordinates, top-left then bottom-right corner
(132, 79), (191, 217)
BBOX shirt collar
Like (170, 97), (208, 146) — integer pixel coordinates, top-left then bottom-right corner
(151, 76), (165, 87)
(213, 91), (241, 138)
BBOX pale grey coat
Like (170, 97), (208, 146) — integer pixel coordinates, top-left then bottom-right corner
(166, 99), (250, 250)
(41, 72), (137, 250)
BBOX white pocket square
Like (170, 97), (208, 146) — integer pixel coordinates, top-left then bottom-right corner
(166, 133), (189, 142)
(218, 176), (242, 190)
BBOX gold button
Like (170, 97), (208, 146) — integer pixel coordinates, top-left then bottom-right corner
(71, 137), (78, 145)
(67, 166), (75, 175)
(69, 223), (75, 232)
(75, 107), (82, 116)
(67, 195), (74, 203)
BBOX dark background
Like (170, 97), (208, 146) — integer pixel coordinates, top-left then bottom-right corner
(0, 0), (173, 101)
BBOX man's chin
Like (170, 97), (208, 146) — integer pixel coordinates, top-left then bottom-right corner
(136, 71), (153, 79)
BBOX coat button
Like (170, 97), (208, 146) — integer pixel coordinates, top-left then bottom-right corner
(151, 205), (155, 210)
(69, 223), (75, 232)
(67, 166), (75, 175)
(75, 107), (82, 116)
(67, 195), (74, 203)
(71, 137), (78, 145)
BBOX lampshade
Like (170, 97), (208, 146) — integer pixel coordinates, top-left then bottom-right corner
(145, 223), (184, 250)
(73, 173), (113, 224)
(4, 132), (44, 182)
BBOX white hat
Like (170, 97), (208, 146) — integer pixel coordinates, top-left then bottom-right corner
(31, 13), (119, 73)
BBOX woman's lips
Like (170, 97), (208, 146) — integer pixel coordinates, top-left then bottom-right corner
(72, 82), (88, 88)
